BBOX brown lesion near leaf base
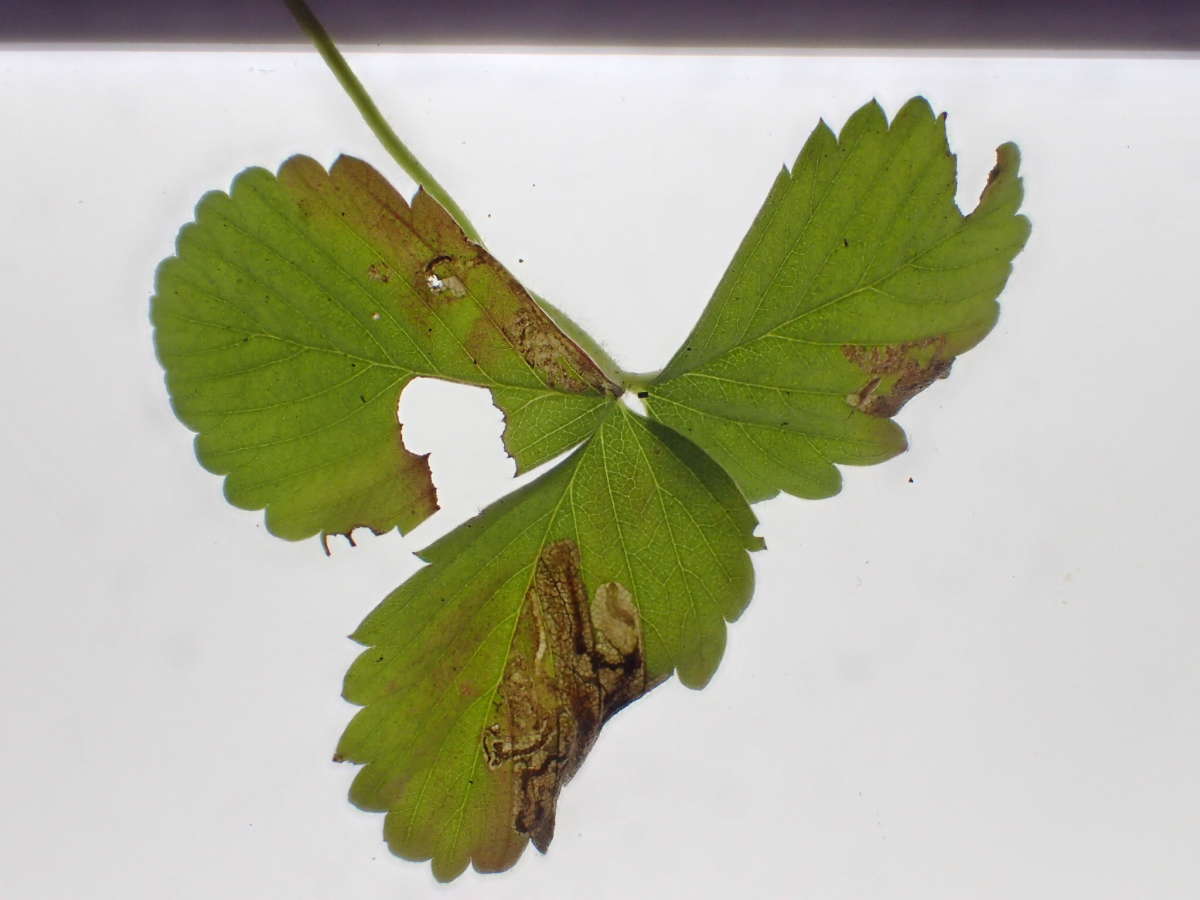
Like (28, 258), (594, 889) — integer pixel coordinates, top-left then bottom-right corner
(498, 303), (613, 397)
(482, 540), (655, 853)
(342, 156), (622, 397)
(282, 155), (621, 399)
(842, 336), (955, 417)
(453, 240), (622, 399)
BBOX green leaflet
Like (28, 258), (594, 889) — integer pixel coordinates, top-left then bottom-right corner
(336, 403), (761, 880)
(645, 97), (1031, 502)
(152, 155), (619, 541)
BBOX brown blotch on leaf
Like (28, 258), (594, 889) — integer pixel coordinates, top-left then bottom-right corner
(291, 156), (621, 400)
(465, 248), (622, 398)
(842, 337), (955, 417)
(502, 305), (595, 395)
(482, 540), (657, 854)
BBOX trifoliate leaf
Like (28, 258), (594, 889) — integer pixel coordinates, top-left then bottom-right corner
(335, 403), (761, 880)
(151, 155), (619, 541)
(644, 97), (1031, 502)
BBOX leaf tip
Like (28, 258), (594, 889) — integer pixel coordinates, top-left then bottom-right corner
(676, 653), (723, 691)
(990, 141), (1022, 183)
(897, 94), (936, 121)
(974, 141), (1026, 218)
(325, 152), (370, 180)
(431, 856), (471, 884)
(273, 154), (327, 196)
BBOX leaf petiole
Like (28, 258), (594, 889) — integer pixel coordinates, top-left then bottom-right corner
(282, 0), (485, 244)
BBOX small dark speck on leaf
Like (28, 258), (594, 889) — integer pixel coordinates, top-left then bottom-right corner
(376, 656), (384, 662)
(636, 391), (649, 399)
(360, 395), (366, 404)
(843, 237), (850, 247)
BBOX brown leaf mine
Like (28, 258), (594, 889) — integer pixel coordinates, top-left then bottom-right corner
(842, 336), (955, 417)
(482, 540), (651, 853)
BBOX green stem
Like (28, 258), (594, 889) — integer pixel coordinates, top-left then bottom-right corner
(615, 371), (662, 394)
(282, 0), (484, 244)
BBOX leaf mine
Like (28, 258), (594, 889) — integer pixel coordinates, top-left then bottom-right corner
(841, 337), (955, 417)
(483, 539), (654, 853)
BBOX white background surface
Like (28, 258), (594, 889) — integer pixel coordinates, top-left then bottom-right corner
(1, 48), (1198, 898)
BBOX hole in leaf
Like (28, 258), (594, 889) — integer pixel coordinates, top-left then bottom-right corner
(397, 378), (512, 537)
